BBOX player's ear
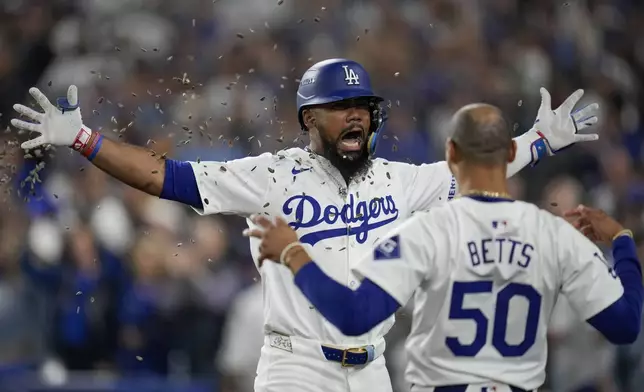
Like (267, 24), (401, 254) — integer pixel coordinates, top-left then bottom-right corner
(302, 109), (316, 131)
(446, 139), (459, 162)
(508, 140), (517, 163)
(446, 139), (459, 174)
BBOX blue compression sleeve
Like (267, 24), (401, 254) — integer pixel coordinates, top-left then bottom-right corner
(294, 262), (401, 336)
(160, 159), (203, 210)
(587, 235), (643, 344)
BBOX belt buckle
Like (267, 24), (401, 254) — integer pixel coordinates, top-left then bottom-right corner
(340, 346), (367, 367)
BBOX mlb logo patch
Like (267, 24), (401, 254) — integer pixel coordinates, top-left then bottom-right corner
(374, 235), (400, 260)
(492, 220), (507, 229)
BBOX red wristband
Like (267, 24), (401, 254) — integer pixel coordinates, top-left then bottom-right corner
(71, 127), (93, 152)
(81, 132), (101, 158)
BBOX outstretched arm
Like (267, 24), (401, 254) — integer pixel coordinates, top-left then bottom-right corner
(563, 206), (644, 344)
(244, 214), (433, 336)
(12, 86), (167, 197)
(586, 234), (643, 344)
(508, 88), (599, 177)
(90, 137), (166, 197)
(12, 85), (270, 214)
(287, 252), (402, 336)
(406, 88), (600, 212)
(507, 131), (544, 178)
(242, 215), (402, 336)
(90, 140), (202, 209)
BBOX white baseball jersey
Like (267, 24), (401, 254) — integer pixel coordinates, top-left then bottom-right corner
(352, 197), (624, 390)
(188, 147), (456, 346)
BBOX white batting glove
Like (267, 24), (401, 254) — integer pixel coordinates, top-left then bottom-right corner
(11, 85), (94, 152)
(528, 88), (599, 162)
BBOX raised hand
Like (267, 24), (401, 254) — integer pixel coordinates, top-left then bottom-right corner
(533, 88), (600, 154)
(12, 85), (89, 150)
(243, 215), (301, 266)
(564, 204), (627, 243)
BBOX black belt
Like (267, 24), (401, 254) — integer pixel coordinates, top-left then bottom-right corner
(321, 345), (376, 367)
(433, 386), (529, 392)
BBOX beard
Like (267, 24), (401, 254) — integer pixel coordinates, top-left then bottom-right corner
(318, 124), (372, 183)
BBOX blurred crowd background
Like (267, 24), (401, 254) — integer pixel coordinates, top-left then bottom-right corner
(0, 0), (643, 391)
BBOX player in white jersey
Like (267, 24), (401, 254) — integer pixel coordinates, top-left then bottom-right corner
(11, 59), (601, 392)
(246, 104), (644, 392)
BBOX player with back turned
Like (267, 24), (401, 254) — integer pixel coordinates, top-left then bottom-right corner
(11, 59), (602, 392)
(247, 104), (644, 392)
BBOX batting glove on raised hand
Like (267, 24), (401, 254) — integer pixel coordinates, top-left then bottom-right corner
(528, 87), (599, 162)
(11, 85), (93, 152)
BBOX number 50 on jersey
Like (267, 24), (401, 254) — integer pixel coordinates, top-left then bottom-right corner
(446, 281), (541, 357)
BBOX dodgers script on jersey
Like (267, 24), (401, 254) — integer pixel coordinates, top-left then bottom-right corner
(188, 147), (456, 346)
(353, 197), (624, 390)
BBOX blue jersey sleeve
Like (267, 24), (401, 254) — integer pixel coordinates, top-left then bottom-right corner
(160, 159), (203, 209)
(586, 235), (643, 344)
(294, 262), (401, 336)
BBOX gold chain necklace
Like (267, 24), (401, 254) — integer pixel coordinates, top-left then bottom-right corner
(458, 190), (512, 199)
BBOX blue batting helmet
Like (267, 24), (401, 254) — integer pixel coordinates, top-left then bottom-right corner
(296, 58), (387, 155)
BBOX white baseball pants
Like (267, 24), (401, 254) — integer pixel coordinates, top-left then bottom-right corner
(254, 333), (393, 392)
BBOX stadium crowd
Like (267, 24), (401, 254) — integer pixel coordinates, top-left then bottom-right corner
(0, 0), (643, 391)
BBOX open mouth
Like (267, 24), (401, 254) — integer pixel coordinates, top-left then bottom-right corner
(338, 129), (364, 152)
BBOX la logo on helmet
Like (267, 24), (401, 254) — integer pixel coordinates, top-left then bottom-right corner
(342, 65), (360, 85)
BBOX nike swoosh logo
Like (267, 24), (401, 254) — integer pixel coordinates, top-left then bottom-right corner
(292, 167), (312, 175)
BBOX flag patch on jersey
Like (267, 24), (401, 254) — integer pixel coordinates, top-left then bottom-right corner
(374, 235), (400, 260)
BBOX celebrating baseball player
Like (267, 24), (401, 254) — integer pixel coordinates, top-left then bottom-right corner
(12, 58), (601, 392)
(246, 103), (643, 392)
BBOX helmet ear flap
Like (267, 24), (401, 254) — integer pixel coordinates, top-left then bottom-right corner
(368, 132), (378, 156)
(368, 105), (387, 156)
